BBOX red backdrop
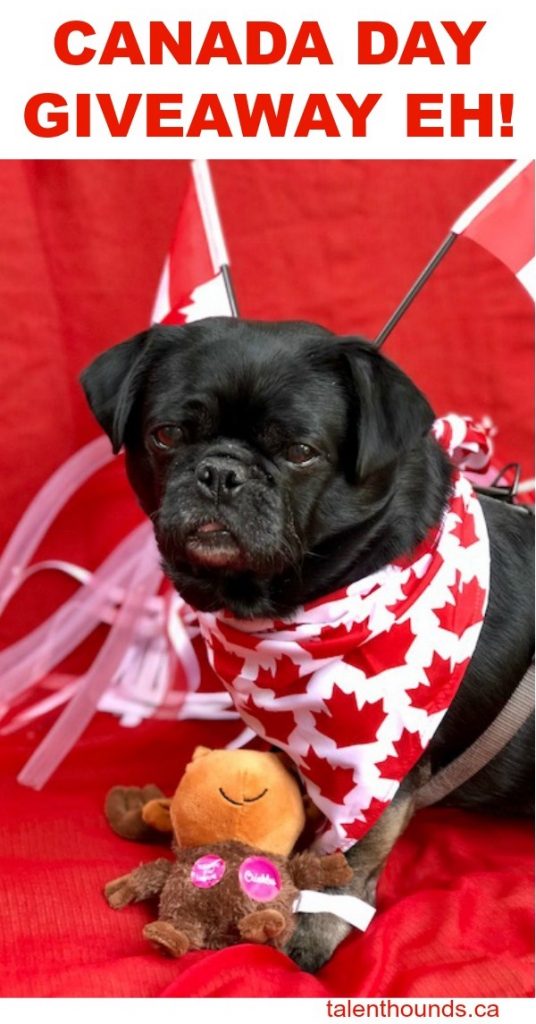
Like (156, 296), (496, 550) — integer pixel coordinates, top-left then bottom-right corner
(0, 160), (533, 998)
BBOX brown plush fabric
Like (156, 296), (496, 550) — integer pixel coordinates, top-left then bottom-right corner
(105, 841), (356, 955)
(143, 919), (205, 956)
(105, 840), (299, 953)
(142, 798), (173, 833)
(104, 784), (166, 841)
(159, 840), (298, 951)
(103, 748), (353, 956)
(105, 858), (173, 908)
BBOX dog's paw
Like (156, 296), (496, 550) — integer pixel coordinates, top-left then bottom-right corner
(284, 911), (351, 973)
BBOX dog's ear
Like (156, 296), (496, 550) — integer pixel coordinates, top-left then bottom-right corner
(338, 339), (435, 480)
(80, 331), (150, 454)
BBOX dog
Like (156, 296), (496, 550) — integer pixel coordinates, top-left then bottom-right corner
(82, 317), (534, 971)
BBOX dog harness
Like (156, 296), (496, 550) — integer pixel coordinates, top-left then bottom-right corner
(197, 415), (492, 853)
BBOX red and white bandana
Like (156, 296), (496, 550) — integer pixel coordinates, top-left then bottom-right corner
(197, 415), (492, 853)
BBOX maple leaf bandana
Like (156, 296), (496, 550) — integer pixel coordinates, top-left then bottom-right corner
(196, 415), (492, 853)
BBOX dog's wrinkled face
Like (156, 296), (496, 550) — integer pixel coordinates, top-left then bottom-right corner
(137, 321), (348, 591)
(81, 317), (439, 618)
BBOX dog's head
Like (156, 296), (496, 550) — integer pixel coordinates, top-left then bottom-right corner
(81, 317), (436, 617)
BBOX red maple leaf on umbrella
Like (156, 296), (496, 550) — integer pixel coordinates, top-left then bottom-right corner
(238, 694), (298, 746)
(210, 634), (245, 680)
(300, 746), (357, 803)
(352, 617), (416, 676)
(341, 796), (388, 840)
(376, 730), (425, 780)
(312, 685), (387, 748)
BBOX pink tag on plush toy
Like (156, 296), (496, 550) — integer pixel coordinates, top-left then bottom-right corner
(191, 854), (226, 888)
(238, 857), (282, 902)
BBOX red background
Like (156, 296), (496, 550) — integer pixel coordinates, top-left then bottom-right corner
(0, 160), (533, 998)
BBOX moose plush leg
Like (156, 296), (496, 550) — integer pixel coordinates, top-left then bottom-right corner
(105, 784), (166, 840)
(104, 857), (172, 909)
(285, 773), (420, 972)
(239, 909), (291, 945)
(143, 919), (205, 957)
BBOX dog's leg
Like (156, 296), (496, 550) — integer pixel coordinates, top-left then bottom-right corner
(285, 771), (421, 973)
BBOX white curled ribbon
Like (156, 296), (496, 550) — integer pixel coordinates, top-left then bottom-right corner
(293, 889), (376, 931)
(0, 437), (252, 787)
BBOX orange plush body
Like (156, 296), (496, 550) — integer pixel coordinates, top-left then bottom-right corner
(104, 747), (352, 956)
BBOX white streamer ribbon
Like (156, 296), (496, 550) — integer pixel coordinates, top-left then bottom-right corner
(293, 889), (376, 931)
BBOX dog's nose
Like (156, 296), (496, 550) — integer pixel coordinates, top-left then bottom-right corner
(196, 457), (248, 500)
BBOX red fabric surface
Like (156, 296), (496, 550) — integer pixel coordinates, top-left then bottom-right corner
(0, 711), (533, 998)
(0, 160), (533, 998)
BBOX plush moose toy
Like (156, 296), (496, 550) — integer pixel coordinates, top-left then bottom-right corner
(104, 746), (353, 956)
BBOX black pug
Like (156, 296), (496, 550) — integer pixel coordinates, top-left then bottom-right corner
(82, 317), (534, 971)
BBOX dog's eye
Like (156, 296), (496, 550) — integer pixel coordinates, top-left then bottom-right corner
(150, 425), (184, 450)
(286, 443), (317, 465)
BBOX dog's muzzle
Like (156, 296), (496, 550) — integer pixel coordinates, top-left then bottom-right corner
(196, 454), (249, 502)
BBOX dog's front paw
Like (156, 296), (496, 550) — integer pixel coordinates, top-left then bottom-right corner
(285, 911), (352, 973)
